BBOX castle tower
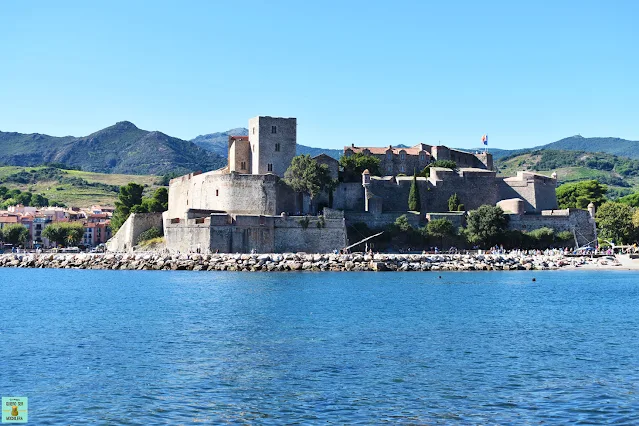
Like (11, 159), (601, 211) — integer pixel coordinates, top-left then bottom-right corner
(362, 169), (371, 212)
(248, 116), (297, 177)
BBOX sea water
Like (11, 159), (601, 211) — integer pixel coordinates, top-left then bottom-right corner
(1, 269), (639, 424)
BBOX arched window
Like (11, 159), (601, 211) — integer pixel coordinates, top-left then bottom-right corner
(400, 151), (406, 161)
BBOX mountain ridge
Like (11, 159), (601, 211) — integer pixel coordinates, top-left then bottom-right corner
(0, 122), (225, 175)
(189, 128), (343, 160)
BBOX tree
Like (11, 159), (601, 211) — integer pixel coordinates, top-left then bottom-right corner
(619, 192), (639, 208)
(394, 214), (413, 232)
(339, 152), (381, 181)
(465, 205), (509, 247)
(596, 202), (637, 244)
(427, 218), (455, 248)
(556, 180), (608, 209)
(448, 193), (463, 211)
(139, 187), (169, 213)
(408, 173), (421, 211)
(64, 223), (85, 247)
(31, 194), (49, 207)
(284, 155), (334, 200)
(527, 227), (556, 248)
(633, 210), (639, 229)
(42, 222), (85, 247)
(111, 183), (145, 231)
(1, 224), (29, 246)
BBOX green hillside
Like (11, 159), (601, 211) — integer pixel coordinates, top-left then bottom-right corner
(0, 122), (225, 175)
(0, 165), (159, 208)
(495, 150), (639, 199)
(543, 135), (639, 159)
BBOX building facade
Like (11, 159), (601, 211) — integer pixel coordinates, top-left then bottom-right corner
(344, 143), (493, 174)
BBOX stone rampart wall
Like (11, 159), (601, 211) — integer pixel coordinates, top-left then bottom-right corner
(164, 213), (347, 253)
(508, 209), (595, 246)
(500, 173), (558, 213)
(164, 219), (212, 254)
(107, 212), (163, 252)
(333, 182), (364, 211)
(345, 211), (421, 229)
(168, 172), (299, 219)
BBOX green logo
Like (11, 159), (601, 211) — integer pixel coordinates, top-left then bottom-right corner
(2, 397), (27, 423)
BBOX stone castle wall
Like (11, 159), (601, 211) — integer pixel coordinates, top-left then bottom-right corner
(107, 212), (163, 252)
(228, 137), (251, 173)
(168, 172), (301, 219)
(249, 116), (296, 177)
(345, 211), (421, 229)
(499, 172), (558, 213)
(164, 211), (347, 254)
(508, 209), (596, 246)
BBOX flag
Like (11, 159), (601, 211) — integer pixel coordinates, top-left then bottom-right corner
(482, 134), (488, 145)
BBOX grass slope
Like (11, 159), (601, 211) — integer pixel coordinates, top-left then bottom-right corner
(0, 166), (159, 208)
(495, 150), (639, 199)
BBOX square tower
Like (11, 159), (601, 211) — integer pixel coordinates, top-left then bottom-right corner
(248, 116), (297, 177)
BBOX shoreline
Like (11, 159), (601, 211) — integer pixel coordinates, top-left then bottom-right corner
(2, 252), (637, 272)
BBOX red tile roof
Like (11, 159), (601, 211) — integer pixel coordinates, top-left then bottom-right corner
(0, 216), (19, 224)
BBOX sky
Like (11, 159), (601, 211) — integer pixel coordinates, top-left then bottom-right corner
(1, 0), (637, 151)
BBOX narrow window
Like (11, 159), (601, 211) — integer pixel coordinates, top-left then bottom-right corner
(271, 125), (277, 134)
(400, 165), (405, 173)
(275, 143), (280, 152)
(268, 163), (273, 172)
(420, 153), (425, 161)
(252, 127), (255, 135)
(216, 189), (219, 196)
(400, 152), (406, 161)
(386, 151), (392, 160)
(240, 161), (246, 170)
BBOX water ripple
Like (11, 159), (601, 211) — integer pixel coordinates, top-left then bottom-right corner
(1, 269), (639, 423)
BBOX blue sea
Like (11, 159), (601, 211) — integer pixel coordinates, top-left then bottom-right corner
(2, 269), (639, 424)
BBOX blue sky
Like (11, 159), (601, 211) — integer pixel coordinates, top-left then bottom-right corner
(1, 0), (637, 150)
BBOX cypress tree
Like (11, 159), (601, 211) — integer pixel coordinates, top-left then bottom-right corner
(408, 173), (421, 212)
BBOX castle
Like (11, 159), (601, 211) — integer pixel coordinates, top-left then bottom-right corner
(107, 115), (596, 253)
(344, 143), (493, 175)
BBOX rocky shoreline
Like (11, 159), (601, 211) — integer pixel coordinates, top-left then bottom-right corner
(0, 252), (617, 272)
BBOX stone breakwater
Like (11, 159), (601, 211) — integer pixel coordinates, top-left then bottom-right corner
(0, 252), (604, 272)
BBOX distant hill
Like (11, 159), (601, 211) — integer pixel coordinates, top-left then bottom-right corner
(543, 135), (639, 158)
(191, 128), (249, 157)
(0, 122), (225, 175)
(0, 165), (159, 208)
(495, 149), (639, 199)
(191, 128), (342, 160)
(476, 135), (639, 160)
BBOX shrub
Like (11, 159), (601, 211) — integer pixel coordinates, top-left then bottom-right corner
(136, 227), (163, 244)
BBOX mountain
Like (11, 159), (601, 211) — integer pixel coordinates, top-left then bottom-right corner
(295, 145), (342, 159)
(191, 128), (342, 160)
(191, 128), (249, 157)
(0, 122), (225, 175)
(541, 135), (639, 159)
(474, 135), (639, 161)
(495, 149), (639, 199)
